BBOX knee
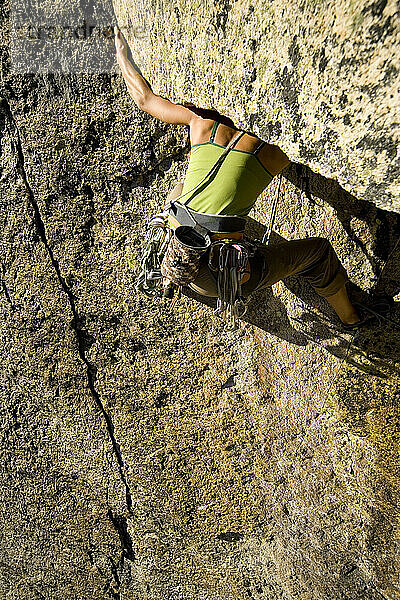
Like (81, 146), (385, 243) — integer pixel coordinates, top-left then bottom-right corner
(313, 237), (331, 254)
(304, 237), (337, 266)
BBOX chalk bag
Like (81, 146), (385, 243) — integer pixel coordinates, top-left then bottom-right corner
(161, 225), (211, 287)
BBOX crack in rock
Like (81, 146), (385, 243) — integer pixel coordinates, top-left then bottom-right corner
(2, 96), (133, 514)
(0, 271), (16, 311)
(105, 556), (121, 600)
(107, 508), (135, 594)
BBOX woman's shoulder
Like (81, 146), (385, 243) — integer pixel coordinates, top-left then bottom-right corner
(190, 117), (215, 146)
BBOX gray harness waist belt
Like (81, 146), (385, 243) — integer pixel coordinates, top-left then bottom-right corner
(169, 201), (247, 233)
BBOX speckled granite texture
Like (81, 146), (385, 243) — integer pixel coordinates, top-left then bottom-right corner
(115, 0), (400, 213)
(1, 0), (400, 599)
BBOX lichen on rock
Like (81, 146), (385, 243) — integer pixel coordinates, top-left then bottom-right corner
(115, 0), (400, 212)
(1, 0), (400, 599)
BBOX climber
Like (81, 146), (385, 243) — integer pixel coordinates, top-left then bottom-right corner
(114, 26), (392, 330)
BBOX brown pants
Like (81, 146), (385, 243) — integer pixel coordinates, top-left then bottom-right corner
(190, 237), (349, 298)
(253, 237), (349, 298)
(166, 184), (349, 299)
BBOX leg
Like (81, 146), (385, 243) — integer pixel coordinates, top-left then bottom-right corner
(324, 284), (360, 325)
(254, 237), (360, 323)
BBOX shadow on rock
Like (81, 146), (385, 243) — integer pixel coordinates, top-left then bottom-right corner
(184, 203), (400, 378)
(285, 162), (400, 294)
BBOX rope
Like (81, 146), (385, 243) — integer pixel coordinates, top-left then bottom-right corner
(324, 329), (360, 398)
(277, 173), (400, 435)
(297, 239), (400, 424)
(353, 302), (400, 330)
(262, 173), (282, 245)
(372, 232), (400, 291)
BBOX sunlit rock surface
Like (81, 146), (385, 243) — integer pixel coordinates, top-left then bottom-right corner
(115, 0), (400, 213)
(1, 0), (400, 599)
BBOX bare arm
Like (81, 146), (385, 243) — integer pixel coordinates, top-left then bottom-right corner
(114, 27), (153, 103)
(114, 27), (200, 126)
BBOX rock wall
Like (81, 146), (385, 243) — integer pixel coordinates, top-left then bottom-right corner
(115, 0), (400, 213)
(1, 0), (400, 599)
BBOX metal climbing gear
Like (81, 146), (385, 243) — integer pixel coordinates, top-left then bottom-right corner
(134, 133), (283, 331)
(135, 131), (246, 299)
(209, 238), (255, 330)
(135, 212), (171, 296)
(165, 199), (260, 329)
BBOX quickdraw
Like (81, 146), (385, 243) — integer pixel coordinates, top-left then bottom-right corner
(135, 212), (171, 296)
(209, 239), (253, 330)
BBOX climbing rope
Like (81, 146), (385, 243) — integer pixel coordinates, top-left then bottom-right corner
(262, 173), (282, 245)
(292, 185), (400, 422)
(353, 301), (400, 330)
(281, 234), (400, 469)
(255, 167), (400, 440)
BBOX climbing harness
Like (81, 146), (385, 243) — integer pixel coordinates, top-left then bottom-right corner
(161, 200), (260, 329)
(135, 129), (268, 328)
(135, 130), (245, 298)
(209, 173), (283, 329)
(168, 172), (282, 329)
(135, 140), (283, 329)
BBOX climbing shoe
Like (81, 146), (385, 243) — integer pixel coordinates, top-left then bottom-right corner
(340, 308), (376, 332)
(341, 293), (394, 331)
(366, 292), (394, 315)
(341, 293), (395, 332)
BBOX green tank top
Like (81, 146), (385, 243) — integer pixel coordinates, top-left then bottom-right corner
(180, 121), (274, 217)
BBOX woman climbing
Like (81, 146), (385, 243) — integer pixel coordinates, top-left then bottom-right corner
(114, 26), (391, 330)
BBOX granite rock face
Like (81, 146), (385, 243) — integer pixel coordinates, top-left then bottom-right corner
(115, 0), (400, 213)
(1, 1), (400, 599)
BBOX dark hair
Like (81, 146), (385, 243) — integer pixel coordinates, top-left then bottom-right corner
(180, 101), (236, 129)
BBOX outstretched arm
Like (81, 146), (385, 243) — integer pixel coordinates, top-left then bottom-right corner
(114, 27), (200, 127)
